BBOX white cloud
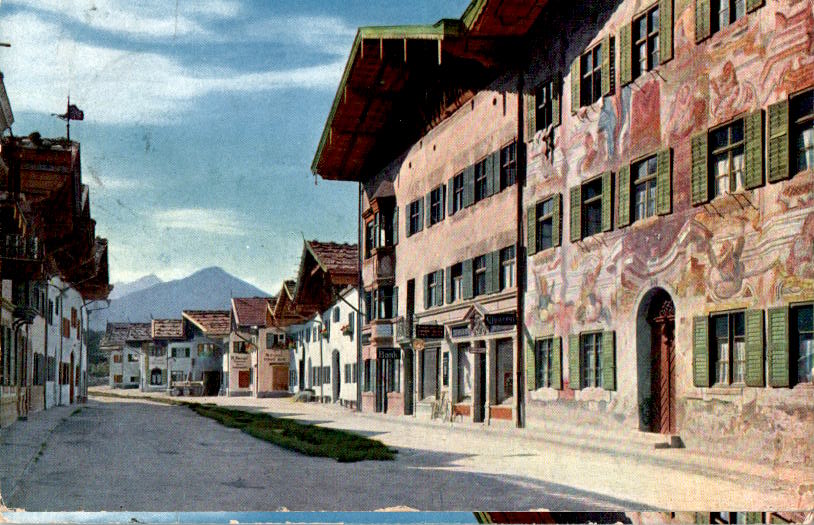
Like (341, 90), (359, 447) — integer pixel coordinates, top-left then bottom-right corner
(7, 0), (241, 40)
(87, 175), (149, 192)
(241, 16), (356, 56)
(0, 12), (345, 124)
(152, 208), (246, 236)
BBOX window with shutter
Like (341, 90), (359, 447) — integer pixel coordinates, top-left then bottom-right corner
(527, 206), (537, 256)
(392, 206), (399, 245)
(524, 91), (536, 143)
(767, 100), (789, 182)
(570, 58), (581, 114)
(601, 171), (613, 232)
(551, 193), (561, 247)
(744, 309), (765, 387)
(581, 176), (604, 238)
(446, 265), (454, 304)
(691, 132), (710, 205)
(462, 259), (474, 300)
(499, 247), (514, 291)
(551, 337), (562, 390)
(791, 89), (814, 178)
(693, 316), (711, 387)
(695, 0), (711, 42)
(568, 335), (581, 390)
(417, 196), (424, 232)
(526, 340), (537, 391)
(423, 274), (430, 310)
(632, 5), (661, 81)
(767, 306), (790, 387)
(500, 142), (517, 190)
(710, 118), (746, 196)
(601, 331), (616, 391)
(463, 165), (475, 208)
(743, 110), (764, 190)
(601, 35), (613, 97)
(656, 148), (672, 215)
(618, 164), (631, 227)
(534, 196), (557, 252)
(569, 186), (582, 242)
(619, 23), (633, 86)
(474, 158), (489, 202)
(435, 271), (443, 307)
(791, 304), (814, 385)
(660, 0), (673, 63)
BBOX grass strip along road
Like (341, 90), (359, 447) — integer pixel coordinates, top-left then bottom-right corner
(90, 391), (395, 463)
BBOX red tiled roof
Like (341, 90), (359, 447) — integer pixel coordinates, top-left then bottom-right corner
(182, 310), (231, 336)
(306, 241), (358, 276)
(232, 297), (271, 327)
(151, 319), (184, 339)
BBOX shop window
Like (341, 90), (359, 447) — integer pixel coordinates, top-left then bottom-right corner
(500, 246), (515, 291)
(428, 185), (445, 226)
(633, 155), (658, 221)
(473, 256), (487, 297)
(581, 332), (603, 389)
(500, 141), (517, 189)
(451, 172), (464, 214)
(474, 158), (488, 202)
(711, 311), (746, 385)
(792, 304), (814, 385)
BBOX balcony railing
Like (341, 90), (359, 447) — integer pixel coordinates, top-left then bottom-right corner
(0, 233), (41, 260)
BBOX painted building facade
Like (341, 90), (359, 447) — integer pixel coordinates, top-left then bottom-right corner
(312, 0), (813, 465)
(520, 0), (814, 465)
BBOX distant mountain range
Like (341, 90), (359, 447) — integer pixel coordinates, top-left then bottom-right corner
(88, 267), (270, 331)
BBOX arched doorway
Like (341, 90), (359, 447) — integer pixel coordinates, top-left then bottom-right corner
(332, 350), (340, 402)
(636, 288), (676, 434)
(150, 368), (162, 386)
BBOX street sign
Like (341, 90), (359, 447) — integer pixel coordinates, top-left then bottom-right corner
(485, 312), (517, 326)
(415, 324), (444, 339)
(377, 348), (400, 360)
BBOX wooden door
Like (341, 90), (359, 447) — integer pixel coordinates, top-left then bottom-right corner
(650, 298), (676, 434)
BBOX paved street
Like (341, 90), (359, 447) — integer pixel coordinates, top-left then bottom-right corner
(4, 397), (643, 512)
(2, 391), (808, 513)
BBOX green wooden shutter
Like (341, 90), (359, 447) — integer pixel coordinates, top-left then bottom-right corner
(423, 274), (430, 309)
(745, 309), (765, 387)
(435, 270), (443, 307)
(417, 197), (424, 231)
(767, 306), (790, 387)
(601, 171), (613, 232)
(618, 164), (631, 227)
(767, 100), (789, 182)
(744, 109), (764, 190)
(657, 148), (672, 215)
(484, 156), (495, 197)
(492, 251), (501, 292)
(569, 335), (582, 390)
(552, 337), (562, 390)
(447, 180), (455, 216)
(552, 193), (561, 247)
(601, 35), (613, 97)
(161, 369), (167, 385)
(601, 331), (616, 391)
(691, 132), (710, 205)
(446, 265), (454, 304)
(660, 0), (674, 63)
(692, 316), (710, 387)
(695, 0), (711, 42)
(570, 186), (582, 242)
(619, 23), (633, 86)
(570, 58), (581, 114)
(527, 205), (538, 256)
(441, 184), (447, 220)
(552, 76), (562, 127)
(746, 0), (764, 12)
(492, 152), (502, 193)
(462, 259), (474, 300)
(425, 191), (433, 227)
(463, 165), (475, 207)
(525, 91), (537, 143)
(392, 206), (399, 245)
(392, 286), (399, 317)
(744, 512), (763, 524)
(404, 204), (411, 237)
(526, 341), (536, 391)
(484, 252), (495, 294)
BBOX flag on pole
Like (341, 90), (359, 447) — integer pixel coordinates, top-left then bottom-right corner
(58, 104), (84, 121)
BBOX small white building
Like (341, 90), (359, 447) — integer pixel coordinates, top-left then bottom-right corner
(161, 317), (224, 395)
(180, 310), (230, 394)
(101, 322), (149, 389)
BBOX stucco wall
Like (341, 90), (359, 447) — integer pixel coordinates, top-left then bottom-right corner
(522, 0), (814, 465)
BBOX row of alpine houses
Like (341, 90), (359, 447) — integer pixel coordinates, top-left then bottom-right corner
(0, 75), (112, 428)
(100, 239), (359, 402)
(310, 0), (814, 468)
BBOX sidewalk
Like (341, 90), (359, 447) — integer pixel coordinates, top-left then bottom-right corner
(0, 404), (78, 510)
(89, 387), (814, 511)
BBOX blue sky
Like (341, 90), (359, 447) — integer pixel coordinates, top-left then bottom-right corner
(0, 0), (470, 293)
